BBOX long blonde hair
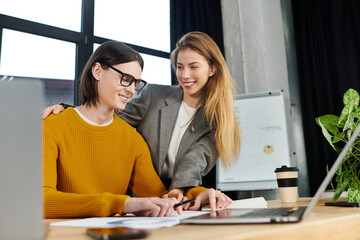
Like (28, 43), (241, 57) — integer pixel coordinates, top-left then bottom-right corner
(171, 31), (241, 167)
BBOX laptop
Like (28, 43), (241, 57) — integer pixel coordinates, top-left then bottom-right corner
(0, 80), (44, 239)
(182, 123), (360, 224)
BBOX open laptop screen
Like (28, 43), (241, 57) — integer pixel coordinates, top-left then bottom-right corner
(0, 80), (44, 239)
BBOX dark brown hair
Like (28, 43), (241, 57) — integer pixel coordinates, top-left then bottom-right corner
(79, 41), (144, 106)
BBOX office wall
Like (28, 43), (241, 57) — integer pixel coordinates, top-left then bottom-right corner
(221, 0), (310, 197)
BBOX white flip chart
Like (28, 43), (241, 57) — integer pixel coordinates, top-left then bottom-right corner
(217, 91), (291, 191)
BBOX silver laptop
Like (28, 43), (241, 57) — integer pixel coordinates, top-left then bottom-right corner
(182, 123), (360, 224)
(0, 80), (44, 239)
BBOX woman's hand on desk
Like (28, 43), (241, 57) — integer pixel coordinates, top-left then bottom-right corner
(123, 197), (181, 217)
(41, 104), (64, 119)
(164, 188), (232, 211)
(189, 189), (232, 211)
(163, 188), (185, 201)
(163, 188), (192, 210)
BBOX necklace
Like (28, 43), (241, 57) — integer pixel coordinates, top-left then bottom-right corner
(180, 101), (197, 131)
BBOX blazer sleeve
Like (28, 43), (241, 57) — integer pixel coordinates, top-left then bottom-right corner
(170, 127), (219, 190)
(117, 84), (152, 128)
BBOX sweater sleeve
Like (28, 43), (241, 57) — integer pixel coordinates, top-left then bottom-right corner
(129, 134), (168, 197)
(42, 119), (129, 218)
(185, 186), (208, 199)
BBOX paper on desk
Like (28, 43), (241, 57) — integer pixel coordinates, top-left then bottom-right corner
(201, 197), (268, 211)
(50, 211), (208, 229)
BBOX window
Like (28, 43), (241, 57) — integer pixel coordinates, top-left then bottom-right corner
(94, 0), (170, 52)
(0, 0), (171, 107)
(140, 53), (171, 85)
(1, 29), (76, 80)
(0, 0), (82, 32)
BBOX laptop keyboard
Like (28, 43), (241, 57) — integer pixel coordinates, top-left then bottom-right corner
(241, 207), (298, 218)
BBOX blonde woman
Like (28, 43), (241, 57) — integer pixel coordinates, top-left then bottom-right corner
(43, 32), (239, 210)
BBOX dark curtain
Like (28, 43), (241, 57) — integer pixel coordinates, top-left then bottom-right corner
(291, 0), (360, 195)
(170, 0), (224, 189)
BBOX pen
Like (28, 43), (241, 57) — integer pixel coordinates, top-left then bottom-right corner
(174, 197), (196, 208)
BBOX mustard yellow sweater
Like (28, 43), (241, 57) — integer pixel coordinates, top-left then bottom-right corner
(43, 108), (206, 218)
(43, 108), (171, 218)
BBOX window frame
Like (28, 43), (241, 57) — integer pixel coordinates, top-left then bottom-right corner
(0, 0), (171, 105)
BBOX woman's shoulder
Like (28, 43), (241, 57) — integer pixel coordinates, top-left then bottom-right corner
(42, 108), (76, 136)
(44, 108), (74, 124)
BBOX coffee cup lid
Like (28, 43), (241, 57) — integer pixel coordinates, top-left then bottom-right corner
(274, 165), (299, 173)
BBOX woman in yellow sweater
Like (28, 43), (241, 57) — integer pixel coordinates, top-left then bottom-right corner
(43, 41), (231, 218)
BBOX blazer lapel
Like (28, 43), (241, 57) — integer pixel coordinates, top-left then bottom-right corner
(158, 88), (183, 176)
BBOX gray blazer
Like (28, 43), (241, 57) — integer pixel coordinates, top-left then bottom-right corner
(117, 84), (218, 189)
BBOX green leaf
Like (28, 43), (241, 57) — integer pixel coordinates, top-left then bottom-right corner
(343, 115), (354, 133)
(339, 105), (351, 125)
(355, 107), (360, 116)
(339, 89), (359, 124)
(333, 180), (348, 201)
(347, 187), (360, 203)
(333, 132), (345, 143)
(347, 129), (353, 139)
(315, 115), (340, 136)
(317, 119), (336, 150)
(343, 88), (359, 106)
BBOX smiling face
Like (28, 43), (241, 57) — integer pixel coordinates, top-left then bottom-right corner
(176, 48), (215, 103)
(94, 61), (142, 111)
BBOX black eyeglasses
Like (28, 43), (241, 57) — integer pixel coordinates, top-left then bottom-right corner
(104, 64), (147, 91)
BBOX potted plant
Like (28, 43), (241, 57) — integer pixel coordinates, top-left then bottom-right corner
(315, 88), (360, 203)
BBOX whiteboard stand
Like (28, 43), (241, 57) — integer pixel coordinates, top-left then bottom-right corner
(216, 91), (291, 191)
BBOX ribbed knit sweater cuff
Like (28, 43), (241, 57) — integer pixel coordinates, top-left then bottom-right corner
(111, 195), (131, 215)
(185, 186), (207, 199)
